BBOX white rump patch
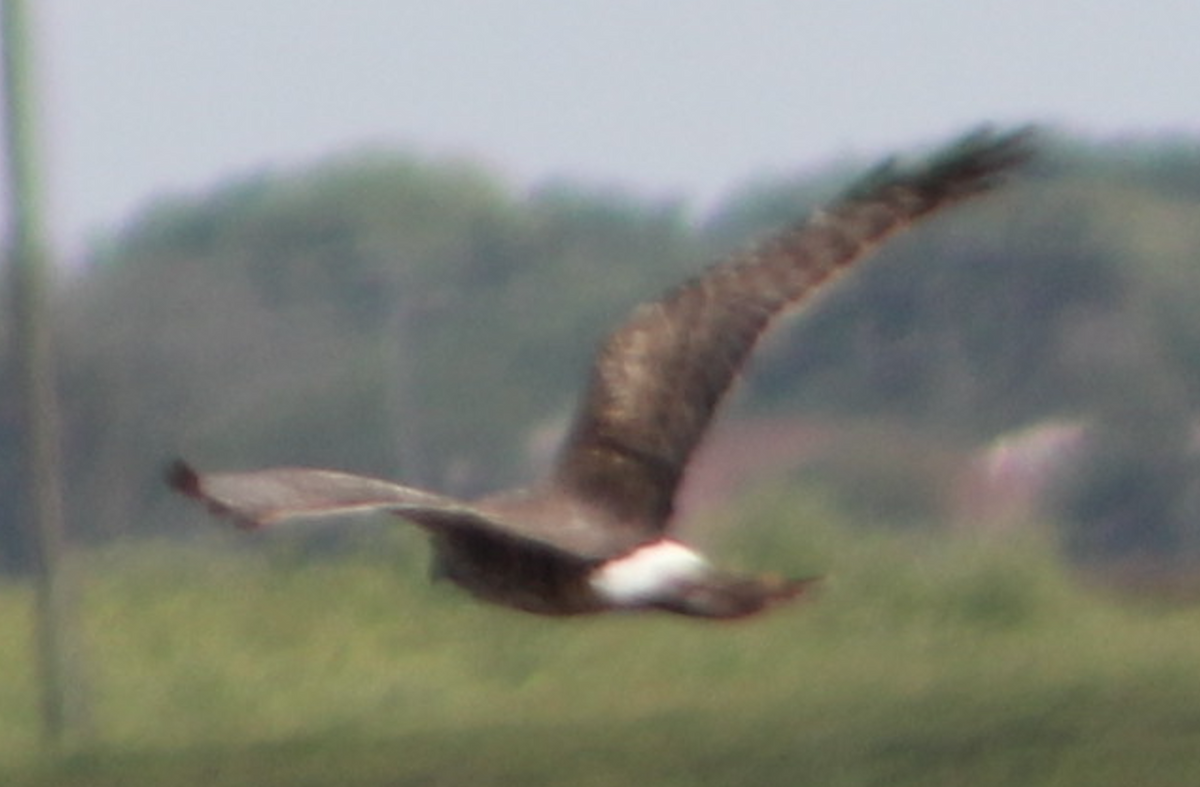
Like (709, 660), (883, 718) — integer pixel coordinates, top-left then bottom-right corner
(589, 539), (709, 606)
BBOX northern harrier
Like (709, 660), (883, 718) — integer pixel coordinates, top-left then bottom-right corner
(170, 127), (1032, 620)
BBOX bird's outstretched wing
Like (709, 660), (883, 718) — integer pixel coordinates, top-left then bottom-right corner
(551, 127), (1034, 537)
(167, 460), (593, 562)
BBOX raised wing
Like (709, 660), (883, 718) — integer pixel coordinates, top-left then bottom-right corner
(551, 127), (1034, 536)
(167, 460), (593, 562)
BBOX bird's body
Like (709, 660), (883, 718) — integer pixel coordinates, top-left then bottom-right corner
(170, 127), (1033, 620)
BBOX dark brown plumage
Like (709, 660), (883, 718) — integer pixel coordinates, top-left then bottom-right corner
(170, 126), (1034, 620)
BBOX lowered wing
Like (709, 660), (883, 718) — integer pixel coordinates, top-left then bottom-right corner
(168, 460), (595, 564)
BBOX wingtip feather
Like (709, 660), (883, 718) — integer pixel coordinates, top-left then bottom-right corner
(166, 458), (201, 498)
(845, 124), (1037, 204)
(166, 458), (266, 530)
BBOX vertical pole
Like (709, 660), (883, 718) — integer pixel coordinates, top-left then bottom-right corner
(2, 0), (90, 745)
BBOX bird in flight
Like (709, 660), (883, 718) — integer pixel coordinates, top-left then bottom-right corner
(170, 127), (1032, 620)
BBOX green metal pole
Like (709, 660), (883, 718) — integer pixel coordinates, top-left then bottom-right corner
(2, 0), (90, 745)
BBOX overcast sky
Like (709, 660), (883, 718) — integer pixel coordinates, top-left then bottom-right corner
(28, 0), (1200, 255)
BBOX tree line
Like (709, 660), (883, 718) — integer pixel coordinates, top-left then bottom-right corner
(3, 130), (1200, 570)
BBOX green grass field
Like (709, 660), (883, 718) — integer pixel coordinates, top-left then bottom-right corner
(3, 491), (1200, 786)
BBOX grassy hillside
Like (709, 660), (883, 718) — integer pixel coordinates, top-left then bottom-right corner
(3, 492), (1200, 786)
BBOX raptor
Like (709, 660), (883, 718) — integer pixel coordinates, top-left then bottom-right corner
(170, 127), (1033, 620)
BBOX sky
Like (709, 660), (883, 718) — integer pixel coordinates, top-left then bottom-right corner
(24, 0), (1200, 257)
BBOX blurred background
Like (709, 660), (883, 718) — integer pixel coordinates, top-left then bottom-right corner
(4, 2), (1200, 785)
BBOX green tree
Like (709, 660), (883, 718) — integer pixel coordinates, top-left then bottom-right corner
(13, 129), (1200, 562)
